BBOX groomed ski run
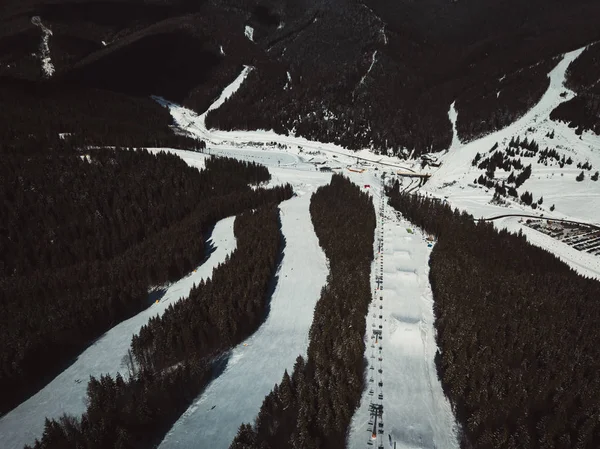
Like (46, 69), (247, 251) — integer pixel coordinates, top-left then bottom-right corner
(158, 180), (329, 449)
(0, 217), (237, 449)
(345, 177), (459, 449)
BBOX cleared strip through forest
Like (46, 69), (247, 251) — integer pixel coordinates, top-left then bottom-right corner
(229, 174), (376, 449)
(159, 188), (328, 449)
(386, 182), (600, 449)
(25, 203), (291, 449)
(0, 217), (236, 449)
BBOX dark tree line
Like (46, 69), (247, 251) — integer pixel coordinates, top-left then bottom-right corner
(230, 174), (376, 449)
(551, 42), (600, 135)
(26, 206), (285, 449)
(386, 182), (600, 449)
(131, 206), (282, 374)
(4, 0), (600, 157)
(455, 58), (558, 143)
(0, 147), (291, 415)
(0, 79), (202, 151)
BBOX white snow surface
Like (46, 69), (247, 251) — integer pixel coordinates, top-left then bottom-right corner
(0, 218), (237, 449)
(424, 47), (600, 280)
(159, 182), (329, 449)
(346, 178), (459, 449)
(153, 68), (415, 173)
(448, 101), (461, 150)
(31, 16), (54, 77)
(244, 25), (254, 41)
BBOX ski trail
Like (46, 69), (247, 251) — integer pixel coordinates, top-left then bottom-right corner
(159, 186), (328, 449)
(31, 16), (54, 77)
(430, 47), (585, 185)
(153, 68), (414, 172)
(0, 218), (237, 449)
(448, 101), (461, 150)
(353, 51), (379, 100)
(347, 181), (459, 449)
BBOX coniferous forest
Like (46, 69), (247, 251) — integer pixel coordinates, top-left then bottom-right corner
(0, 146), (292, 415)
(550, 42), (600, 135)
(27, 205), (285, 449)
(230, 174), (376, 449)
(3, 0), (600, 157)
(386, 182), (600, 449)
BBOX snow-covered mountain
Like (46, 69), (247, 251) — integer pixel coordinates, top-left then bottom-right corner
(2, 2), (600, 449)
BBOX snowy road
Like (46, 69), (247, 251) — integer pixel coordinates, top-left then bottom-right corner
(347, 181), (459, 449)
(158, 186), (329, 449)
(0, 218), (237, 449)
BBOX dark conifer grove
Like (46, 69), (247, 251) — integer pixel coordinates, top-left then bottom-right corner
(230, 174), (376, 449)
(0, 147), (291, 415)
(26, 205), (285, 449)
(386, 181), (600, 449)
(550, 42), (600, 135)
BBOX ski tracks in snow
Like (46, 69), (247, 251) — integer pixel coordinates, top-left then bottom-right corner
(0, 218), (237, 449)
(347, 182), (459, 449)
(158, 188), (328, 449)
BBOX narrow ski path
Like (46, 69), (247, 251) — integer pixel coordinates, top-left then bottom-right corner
(0, 217), (237, 449)
(158, 188), (328, 449)
(347, 180), (459, 449)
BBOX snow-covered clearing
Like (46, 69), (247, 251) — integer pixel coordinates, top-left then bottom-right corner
(344, 175), (458, 449)
(153, 68), (415, 172)
(424, 46), (600, 279)
(159, 179), (329, 449)
(31, 16), (54, 77)
(0, 218), (236, 449)
(448, 101), (461, 150)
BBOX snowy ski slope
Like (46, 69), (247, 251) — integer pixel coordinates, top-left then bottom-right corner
(158, 181), (329, 449)
(0, 218), (237, 449)
(5, 39), (598, 449)
(340, 174), (458, 449)
(423, 46), (600, 279)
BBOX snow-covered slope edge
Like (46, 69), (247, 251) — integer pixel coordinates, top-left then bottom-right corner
(347, 181), (459, 449)
(159, 183), (329, 449)
(423, 47), (600, 280)
(0, 218), (237, 449)
(153, 71), (415, 172)
(429, 47), (585, 188)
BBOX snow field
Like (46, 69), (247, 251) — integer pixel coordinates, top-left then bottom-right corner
(0, 218), (237, 449)
(153, 68), (415, 173)
(347, 180), (459, 449)
(425, 46), (600, 279)
(158, 184), (329, 449)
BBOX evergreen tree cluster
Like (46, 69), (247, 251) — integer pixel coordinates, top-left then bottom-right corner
(551, 42), (600, 135)
(455, 58), (558, 143)
(469, 136), (581, 210)
(131, 206), (283, 373)
(386, 183), (600, 449)
(0, 79), (202, 151)
(26, 206), (285, 449)
(0, 147), (290, 415)
(230, 174), (376, 449)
